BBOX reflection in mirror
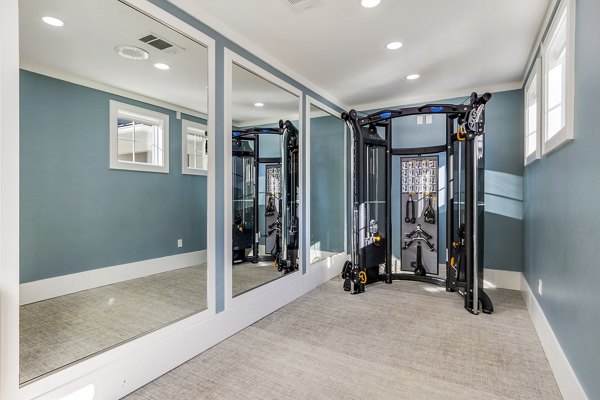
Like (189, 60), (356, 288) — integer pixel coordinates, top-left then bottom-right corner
(309, 104), (347, 263)
(19, 0), (209, 384)
(231, 63), (300, 297)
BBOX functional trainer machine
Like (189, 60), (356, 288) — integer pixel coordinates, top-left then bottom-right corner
(231, 120), (299, 273)
(341, 92), (494, 315)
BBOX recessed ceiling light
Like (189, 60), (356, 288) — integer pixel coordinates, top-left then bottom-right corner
(153, 63), (170, 70)
(361, 0), (381, 8)
(254, 103), (264, 107)
(42, 16), (64, 27)
(115, 45), (149, 61)
(406, 74), (420, 80)
(386, 41), (403, 50)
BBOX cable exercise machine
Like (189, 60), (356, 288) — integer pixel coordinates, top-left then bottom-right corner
(232, 120), (299, 274)
(340, 92), (494, 314)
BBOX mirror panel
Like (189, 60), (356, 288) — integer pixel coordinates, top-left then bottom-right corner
(231, 62), (300, 297)
(309, 104), (347, 263)
(19, 0), (210, 384)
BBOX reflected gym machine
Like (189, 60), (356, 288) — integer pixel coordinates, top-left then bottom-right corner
(232, 120), (299, 273)
(341, 92), (494, 314)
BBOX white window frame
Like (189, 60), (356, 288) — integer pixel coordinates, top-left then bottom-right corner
(541, 0), (575, 155)
(524, 58), (542, 165)
(181, 119), (208, 176)
(109, 100), (170, 173)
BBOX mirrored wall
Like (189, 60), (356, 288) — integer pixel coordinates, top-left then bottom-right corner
(230, 60), (301, 297)
(309, 102), (347, 264)
(19, 0), (210, 384)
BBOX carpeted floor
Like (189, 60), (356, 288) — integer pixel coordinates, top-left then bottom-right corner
(20, 261), (295, 384)
(232, 261), (290, 297)
(20, 265), (208, 384)
(124, 278), (562, 400)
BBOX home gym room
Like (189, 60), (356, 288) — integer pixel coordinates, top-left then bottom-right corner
(0, 0), (597, 398)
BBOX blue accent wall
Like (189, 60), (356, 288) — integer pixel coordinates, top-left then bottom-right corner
(369, 89), (524, 271)
(523, 0), (599, 397)
(310, 114), (346, 255)
(20, 70), (207, 283)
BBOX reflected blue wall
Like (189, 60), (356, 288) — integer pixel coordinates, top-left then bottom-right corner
(20, 70), (207, 283)
(310, 114), (346, 256)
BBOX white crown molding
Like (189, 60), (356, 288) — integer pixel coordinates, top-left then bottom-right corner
(167, 0), (349, 112)
(20, 61), (208, 120)
(351, 81), (523, 112)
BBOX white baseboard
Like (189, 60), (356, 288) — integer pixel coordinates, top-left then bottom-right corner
(21, 253), (349, 400)
(19, 250), (207, 305)
(521, 274), (588, 400)
(483, 268), (522, 290)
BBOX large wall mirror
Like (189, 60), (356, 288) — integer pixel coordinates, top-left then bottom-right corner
(19, 0), (211, 384)
(228, 57), (301, 298)
(308, 100), (347, 264)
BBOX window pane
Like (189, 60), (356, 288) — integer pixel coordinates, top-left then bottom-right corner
(548, 64), (563, 109)
(527, 103), (537, 135)
(527, 134), (537, 156)
(117, 138), (134, 161)
(545, 9), (567, 141)
(548, 106), (562, 138)
(133, 123), (155, 165)
(187, 134), (196, 168)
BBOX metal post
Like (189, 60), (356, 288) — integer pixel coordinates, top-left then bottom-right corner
(253, 137), (260, 263)
(445, 117), (454, 291)
(385, 122), (392, 283)
(472, 137), (479, 314)
(280, 128), (289, 263)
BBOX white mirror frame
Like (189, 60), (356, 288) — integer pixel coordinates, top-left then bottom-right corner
(305, 96), (349, 272)
(1, 0), (217, 398)
(223, 49), (304, 310)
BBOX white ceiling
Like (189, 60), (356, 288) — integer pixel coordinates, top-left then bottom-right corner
(232, 63), (299, 126)
(171, 0), (552, 109)
(19, 0), (209, 115)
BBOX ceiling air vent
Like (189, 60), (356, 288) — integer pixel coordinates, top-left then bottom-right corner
(282, 0), (323, 13)
(139, 34), (174, 50)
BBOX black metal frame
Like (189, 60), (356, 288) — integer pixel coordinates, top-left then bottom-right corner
(231, 121), (300, 273)
(341, 93), (494, 314)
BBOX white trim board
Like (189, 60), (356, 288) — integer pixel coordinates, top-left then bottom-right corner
(521, 274), (588, 400)
(20, 250), (207, 305)
(19, 253), (348, 400)
(483, 268), (522, 291)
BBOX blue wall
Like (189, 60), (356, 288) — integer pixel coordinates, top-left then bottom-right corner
(523, 0), (599, 397)
(20, 70), (207, 283)
(372, 89), (524, 271)
(310, 114), (346, 255)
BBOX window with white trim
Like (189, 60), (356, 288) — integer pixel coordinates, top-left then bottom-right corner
(109, 100), (169, 173)
(524, 59), (541, 165)
(542, 0), (574, 154)
(182, 119), (208, 175)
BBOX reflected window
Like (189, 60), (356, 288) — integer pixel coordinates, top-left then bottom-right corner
(110, 100), (169, 173)
(183, 120), (208, 175)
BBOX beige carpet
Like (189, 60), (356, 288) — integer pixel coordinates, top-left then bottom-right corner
(232, 261), (290, 297)
(125, 278), (562, 400)
(20, 265), (208, 384)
